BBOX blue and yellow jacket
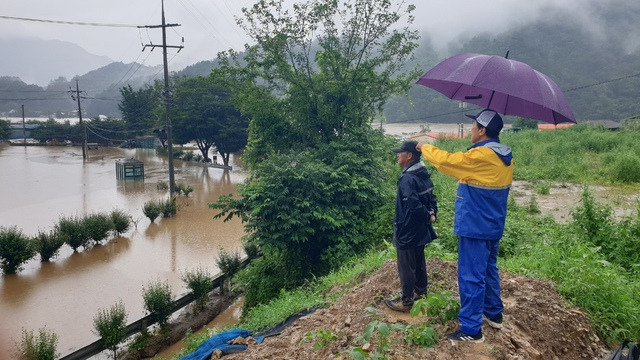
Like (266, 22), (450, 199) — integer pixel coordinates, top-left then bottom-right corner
(420, 139), (513, 240)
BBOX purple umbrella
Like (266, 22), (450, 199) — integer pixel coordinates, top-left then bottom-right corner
(416, 53), (576, 124)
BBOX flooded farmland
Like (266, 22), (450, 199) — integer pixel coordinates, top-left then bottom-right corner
(0, 144), (246, 358)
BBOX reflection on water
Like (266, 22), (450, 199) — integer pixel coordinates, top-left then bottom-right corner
(0, 144), (246, 358)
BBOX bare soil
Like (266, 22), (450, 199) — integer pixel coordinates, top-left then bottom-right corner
(219, 257), (610, 360)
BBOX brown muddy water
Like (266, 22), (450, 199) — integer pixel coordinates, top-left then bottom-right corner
(0, 144), (246, 359)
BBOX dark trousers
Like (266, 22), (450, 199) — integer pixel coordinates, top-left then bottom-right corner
(396, 244), (427, 305)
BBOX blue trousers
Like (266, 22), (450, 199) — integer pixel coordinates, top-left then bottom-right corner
(457, 236), (503, 335)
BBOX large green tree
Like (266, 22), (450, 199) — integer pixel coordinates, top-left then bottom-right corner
(212, 0), (419, 307)
(118, 83), (162, 137)
(171, 76), (248, 165)
(215, 0), (420, 165)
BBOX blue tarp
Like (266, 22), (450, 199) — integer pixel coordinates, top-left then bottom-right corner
(179, 329), (263, 360)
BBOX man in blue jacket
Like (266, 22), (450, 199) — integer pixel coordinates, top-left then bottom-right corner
(418, 109), (513, 343)
(386, 140), (438, 312)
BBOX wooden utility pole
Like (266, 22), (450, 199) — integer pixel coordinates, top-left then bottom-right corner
(139, 0), (183, 197)
(21, 104), (26, 144)
(70, 80), (88, 160)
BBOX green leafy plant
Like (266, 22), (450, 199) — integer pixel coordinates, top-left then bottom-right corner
(57, 216), (89, 251)
(527, 195), (541, 214)
(0, 226), (35, 275)
(345, 307), (405, 359)
(535, 182), (551, 195)
(404, 323), (438, 348)
(34, 230), (65, 262)
(93, 300), (128, 360)
(570, 185), (613, 247)
(243, 240), (260, 260)
(156, 181), (169, 190)
(142, 279), (174, 330)
(302, 329), (338, 350)
(175, 183), (194, 197)
(215, 248), (242, 293)
(410, 290), (460, 324)
(182, 267), (214, 313)
(142, 200), (162, 223)
(110, 209), (131, 235)
(14, 327), (59, 360)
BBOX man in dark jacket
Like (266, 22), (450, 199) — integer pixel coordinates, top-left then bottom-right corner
(386, 140), (437, 312)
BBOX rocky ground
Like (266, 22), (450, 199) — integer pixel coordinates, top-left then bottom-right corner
(216, 257), (610, 360)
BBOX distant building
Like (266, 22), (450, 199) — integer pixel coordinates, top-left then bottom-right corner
(581, 120), (620, 131)
(8, 124), (39, 139)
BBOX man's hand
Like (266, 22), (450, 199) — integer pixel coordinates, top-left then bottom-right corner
(416, 141), (427, 151)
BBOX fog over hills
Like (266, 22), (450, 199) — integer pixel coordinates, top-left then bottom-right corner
(1, 0), (639, 121)
(0, 37), (114, 86)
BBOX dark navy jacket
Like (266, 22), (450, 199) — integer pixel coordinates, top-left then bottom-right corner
(393, 161), (438, 249)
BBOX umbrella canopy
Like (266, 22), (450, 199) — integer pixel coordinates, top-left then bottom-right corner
(416, 53), (576, 124)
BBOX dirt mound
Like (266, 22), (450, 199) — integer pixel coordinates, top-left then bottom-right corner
(222, 258), (609, 360)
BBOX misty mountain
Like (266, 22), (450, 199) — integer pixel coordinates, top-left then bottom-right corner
(0, 37), (114, 87)
(386, 0), (640, 123)
(2, 0), (640, 122)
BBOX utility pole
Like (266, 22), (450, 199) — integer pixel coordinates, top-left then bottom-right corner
(70, 80), (88, 160)
(139, 0), (183, 197)
(21, 104), (26, 144)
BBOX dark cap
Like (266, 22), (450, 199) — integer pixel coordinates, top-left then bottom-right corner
(391, 140), (421, 157)
(466, 109), (503, 136)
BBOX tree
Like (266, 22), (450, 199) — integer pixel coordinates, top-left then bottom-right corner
(171, 76), (248, 165)
(212, 0), (419, 307)
(214, 0), (420, 165)
(118, 83), (162, 138)
(0, 119), (10, 140)
(512, 117), (539, 130)
(93, 300), (128, 360)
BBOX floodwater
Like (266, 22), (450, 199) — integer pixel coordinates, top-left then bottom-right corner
(0, 144), (247, 358)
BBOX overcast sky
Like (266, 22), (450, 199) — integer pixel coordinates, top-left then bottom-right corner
(0, 0), (621, 70)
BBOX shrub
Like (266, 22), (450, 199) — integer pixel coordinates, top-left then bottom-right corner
(34, 230), (66, 262)
(535, 182), (551, 195)
(182, 151), (194, 161)
(512, 117), (539, 130)
(142, 200), (162, 223)
(156, 181), (169, 190)
(83, 213), (113, 244)
(142, 280), (174, 329)
(93, 300), (128, 360)
(0, 226), (35, 275)
(182, 185), (193, 197)
(181, 267), (214, 313)
(14, 327), (59, 360)
(174, 183), (194, 197)
(243, 240), (260, 260)
(57, 216), (89, 251)
(110, 209), (131, 235)
(570, 185), (614, 248)
(527, 195), (541, 214)
(215, 248), (242, 293)
(161, 197), (177, 218)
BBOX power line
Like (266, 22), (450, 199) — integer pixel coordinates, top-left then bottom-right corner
(0, 15), (140, 27)
(564, 72), (640, 92)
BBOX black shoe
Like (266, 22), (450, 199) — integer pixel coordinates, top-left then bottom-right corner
(384, 298), (412, 312)
(446, 329), (484, 343)
(413, 292), (427, 301)
(483, 314), (503, 329)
